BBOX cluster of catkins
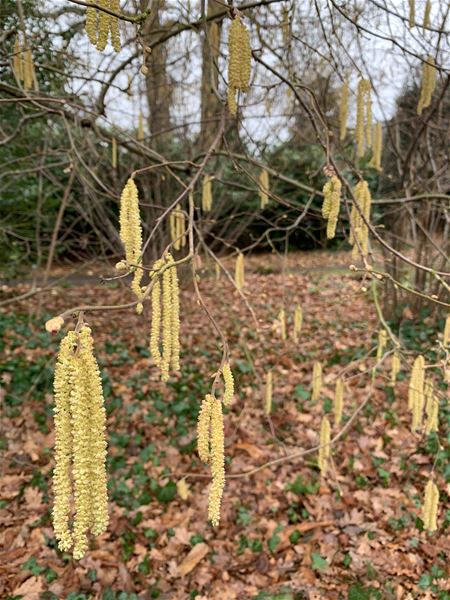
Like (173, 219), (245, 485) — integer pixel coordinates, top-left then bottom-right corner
(197, 363), (234, 525)
(52, 326), (108, 559)
(277, 304), (302, 342)
(85, 0), (121, 52)
(12, 37), (38, 91)
(227, 13), (251, 115)
(408, 355), (439, 435)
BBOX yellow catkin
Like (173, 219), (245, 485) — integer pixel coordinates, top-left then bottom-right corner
(177, 479), (189, 501)
(161, 256), (173, 382)
(222, 362), (234, 407)
(422, 479), (439, 532)
(356, 79), (371, 157)
(109, 0), (121, 52)
(170, 205), (185, 251)
(52, 327), (108, 560)
(339, 81), (349, 141)
(264, 370), (273, 415)
(12, 38), (24, 82)
(350, 179), (372, 257)
(23, 48), (35, 91)
(423, 0), (431, 29)
(293, 304), (302, 343)
(279, 308), (286, 341)
(424, 380), (439, 434)
(311, 361), (322, 402)
(259, 169), (269, 209)
(227, 14), (251, 114)
(408, 355), (425, 411)
(202, 175), (213, 212)
(119, 178), (143, 302)
(197, 394), (213, 463)
(149, 259), (163, 367)
(85, 4), (98, 46)
(215, 263), (221, 280)
(111, 137), (117, 168)
(376, 329), (387, 361)
(334, 378), (344, 425)
(322, 175), (341, 240)
(96, 0), (110, 52)
(170, 255), (181, 373)
(411, 372), (426, 433)
(408, 0), (415, 28)
(177, 205), (186, 248)
(235, 252), (244, 291)
(138, 111), (145, 141)
(53, 331), (77, 552)
(443, 314), (450, 346)
(391, 350), (401, 386)
(370, 122), (383, 171)
(417, 55), (436, 115)
(318, 416), (331, 476)
(208, 397), (225, 527)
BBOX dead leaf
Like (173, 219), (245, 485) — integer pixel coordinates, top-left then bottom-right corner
(175, 542), (209, 577)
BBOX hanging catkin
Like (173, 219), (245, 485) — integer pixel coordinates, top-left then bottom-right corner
(138, 111), (145, 141)
(424, 380), (439, 434)
(85, 0), (121, 51)
(370, 122), (383, 171)
(311, 361), (322, 402)
(411, 370), (426, 432)
(334, 378), (344, 425)
(391, 350), (400, 386)
(376, 329), (387, 361)
(350, 179), (372, 257)
(355, 79), (371, 157)
(278, 308), (286, 341)
(12, 38), (25, 83)
(322, 174), (341, 240)
(264, 370), (273, 415)
(111, 137), (117, 168)
(52, 326), (108, 559)
(408, 0), (415, 27)
(197, 394), (213, 463)
(259, 169), (269, 209)
(119, 178), (143, 304)
(170, 255), (181, 372)
(422, 479), (439, 532)
(202, 175), (213, 212)
(161, 257), (174, 382)
(293, 304), (302, 343)
(222, 362), (234, 407)
(149, 259), (163, 368)
(235, 252), (245, 290)
(318, 416), (331, 476)
(208, 397), (225, 526)
(339, 81), (349, 141)
(170, 204), (186, 251)
(423, 0), (431, 28)
(443, 314), (450, 346)
(417, 55), (436, 115)
(227, 13), (251, 115)
(408, 355), (425, 411)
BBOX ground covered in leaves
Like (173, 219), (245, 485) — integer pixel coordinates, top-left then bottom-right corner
(1, 251), (449, 600)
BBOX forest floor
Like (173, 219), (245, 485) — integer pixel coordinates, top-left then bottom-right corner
(1, 251), (449, 600)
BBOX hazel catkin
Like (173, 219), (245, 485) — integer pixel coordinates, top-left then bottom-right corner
(208, 397), (225, 527)
(222, 362), (234, 407)
(259, 169), (269, 209)
(318, 416), (331, 476)
(322, 175), (341, 240)
(227, 14), (251, 115)
(417, 55), (436, 115)
(311, 361), (322, 402)
(422, 479), (439, 532)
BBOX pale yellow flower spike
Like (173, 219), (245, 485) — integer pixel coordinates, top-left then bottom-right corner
(227, 14), (251, 114)
(77, 327), (108, 539)
(12, 38), (24, 82)
(197, 394), (213, 463)
(264, 370), (273, 415)
(339, 81), (349, 141)
(119, 178), (143, 305)
(417, 55), (436, 115)
(85, 4), (98, 46)
(318, 416), (331, 476)
(334, 378), (344, 426)
(52, 331), (77, 553)
(411, 371), (425, 433)
(138, 111), (145, 141)
(376, 329), (387, 361)
(170, 255), (181, 373)
(222, 362), (234, 407)
(96, 0), (110, 52)
(408, 355), (425, 411)
(161, 256), (173, 382)
(391, 350), (400, 386)
(279, 308), (286, 341)
(408, 0), (415, 28)
(259, 169), (269, 209)
(370, 122), (383, 171)
(23, 48), (36, 92)
(443, 314), (450, 346)
(422, 479), (439, 532)
(424, 380), (439, 434)
(311, 361), (322, 402)
(202, 175), (213, 212)
(208, 397), (225, 527)
(351, 179), (372, 257)
(111, 137), (117, 169)
(322, 175), (341, 240)
(235, 253), (245, 291)
(424, 0), (431, 29)
(356, 79), (371, 157)
(109, 0), (121, 52)
(293, 304), (302, 343)
(149, 259), (163, 368)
